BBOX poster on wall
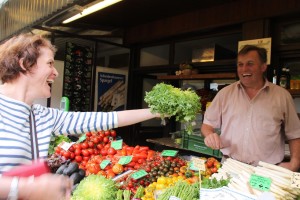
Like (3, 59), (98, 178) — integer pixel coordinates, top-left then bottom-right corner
(97, 72), (126, 111)
(238, 37), (271, 65)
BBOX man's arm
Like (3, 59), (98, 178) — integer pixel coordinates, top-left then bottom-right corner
(279, 138), (300, 172)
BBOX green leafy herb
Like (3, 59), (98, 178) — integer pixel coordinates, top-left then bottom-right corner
(201, 177), (230, 189)
(48, 134), (71, 155)
(144, 83), (201, 134)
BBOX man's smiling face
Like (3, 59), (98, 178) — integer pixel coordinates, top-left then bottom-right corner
(237, 50), (267, 87)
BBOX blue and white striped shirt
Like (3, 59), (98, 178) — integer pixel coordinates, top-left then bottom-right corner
(0, 94), (118, 174)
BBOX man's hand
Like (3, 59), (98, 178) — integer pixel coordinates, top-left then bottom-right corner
(278, 161), (299, 172)
(204, 132), (222, 149)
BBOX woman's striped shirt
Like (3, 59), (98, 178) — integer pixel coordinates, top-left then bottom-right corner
(0, 94), (118, 174)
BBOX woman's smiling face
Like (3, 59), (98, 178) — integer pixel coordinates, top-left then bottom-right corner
(29, 47), (58, 99)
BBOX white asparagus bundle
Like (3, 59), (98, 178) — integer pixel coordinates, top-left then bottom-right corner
(220, 159), (300, 200)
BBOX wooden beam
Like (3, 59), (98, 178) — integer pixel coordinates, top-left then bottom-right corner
(124, 0), (300, 44)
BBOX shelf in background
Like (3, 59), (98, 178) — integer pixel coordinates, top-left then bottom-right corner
(157, 72), (237, 80)
(288, 89), (300, 98)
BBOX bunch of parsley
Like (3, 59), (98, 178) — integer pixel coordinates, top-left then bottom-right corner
(201, 177), (230, 189)
(144, 83), (201, 134)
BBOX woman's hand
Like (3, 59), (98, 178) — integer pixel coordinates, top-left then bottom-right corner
(20, 174), (73, 200)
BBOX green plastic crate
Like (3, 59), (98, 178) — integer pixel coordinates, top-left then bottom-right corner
(181, 131), (222, 158)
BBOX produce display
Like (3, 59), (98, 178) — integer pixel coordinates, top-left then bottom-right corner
(47, 130), (300, 200)
(144, 83), (201, 134)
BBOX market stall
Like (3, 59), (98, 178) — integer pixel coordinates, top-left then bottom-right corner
(46, 128), (300, 200)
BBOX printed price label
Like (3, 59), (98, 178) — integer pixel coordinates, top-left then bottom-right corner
(60, 142), (75, 151)
(249, 174), (271, 191)
(161, 150), (178, 157)
(111, 139), (123, 150)
(77, 134), (86, 143)
(131, 170), (148, 180)
(118, 156), (132, 165)
(100, 160), (111, 169)
(190, 157), (206, 171)
(291, 172), (300, 188)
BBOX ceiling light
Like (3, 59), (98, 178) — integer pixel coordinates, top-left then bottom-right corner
(63, 0), (123, 24)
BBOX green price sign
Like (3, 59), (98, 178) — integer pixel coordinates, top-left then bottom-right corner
(249, 174), (271, 191)
(100, 160), (111, 169)
(77, 134), (86, 143)
(118, 156), (132, 165)
(161, 150), (178, 157)
(111, 139), (123, 150)
(131, 170), (148, 180)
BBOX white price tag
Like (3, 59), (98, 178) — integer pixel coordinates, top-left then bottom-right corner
(191, 156), (206, 171)
(291, 172), (300, 188)
(59, 141), (75, 151)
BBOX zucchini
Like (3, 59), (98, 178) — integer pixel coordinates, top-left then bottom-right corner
(78, 168), (86, 178)
(63, 162), (79, 176)
(56, 163), (67, 174)
(70, 172), (83, 185)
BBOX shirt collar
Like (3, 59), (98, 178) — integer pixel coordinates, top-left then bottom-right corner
(237, 78), (270, 90)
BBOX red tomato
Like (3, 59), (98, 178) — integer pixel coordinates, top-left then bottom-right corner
(68, 146), (75, 152)
(87, 163), (100, 174)
(97, 136), (103, 143)
(70, 152), (75, 159)
(81, 142), (88, 149)
(63, 151), (71, 159)
(98, 130), (104, 135)
(137, 159), (144, 164)
(86, 132), (92, 137)
(206, 160), (214, 168)
(104, 130), (111, 136)
(139, 180), (145, 186)
(110, 130), (117, 137)
(87, 141), (94, 148)
(97, 144), (104, 150)
(103, 136), (109, 143)
(81, 149), (90, 157)
(211, 167), (218, 173)
(74, 149), (81, 156)
(100, 148), (108, 156)
(55, 147), (61, 154)
(75, 155), (83, 162)
(83, 156), (90, 161)
(127, 182), (133, 188)
(145, 166), (151, 172)
(104, 143), (110, 149)
(92, 137), (100, 144)
(87, 148), (94, 155)
(106, 171), (116, 179)
(121, 149), (127, 156)
(73, 144), (81, 150)
(60, 150), (66, 156)
(99, 132), (105, 138)
(107, 147), (116, 155)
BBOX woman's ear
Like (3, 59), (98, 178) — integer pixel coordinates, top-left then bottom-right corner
(18, 58), (26, 71)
